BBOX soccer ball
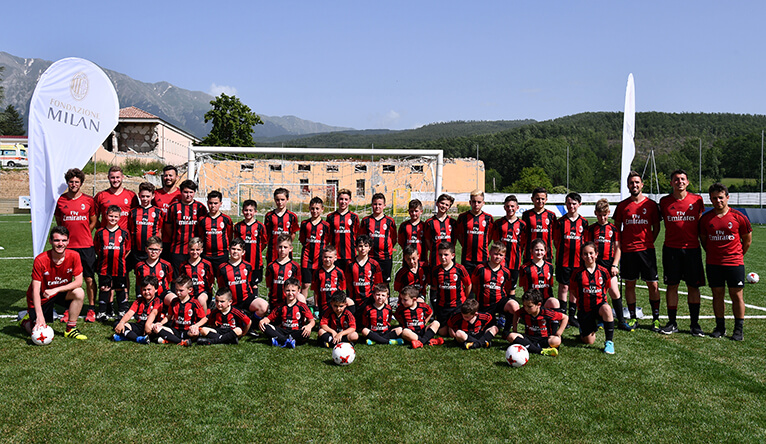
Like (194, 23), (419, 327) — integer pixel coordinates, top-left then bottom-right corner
(747, 272), (759, 284)
(31, 325), (54, 346)
(332, 342), (356, 366)
(505, 344), (529, 367)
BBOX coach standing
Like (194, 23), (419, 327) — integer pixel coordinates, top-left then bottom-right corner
(699, 183), (752, 341)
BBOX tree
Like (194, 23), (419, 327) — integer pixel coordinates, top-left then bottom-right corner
(509, 166), (553, 193)
(0, 105), (25, 135)
(200, 93), (263, 147)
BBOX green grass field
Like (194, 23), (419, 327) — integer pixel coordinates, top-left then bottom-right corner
(1, 214), (765, 442)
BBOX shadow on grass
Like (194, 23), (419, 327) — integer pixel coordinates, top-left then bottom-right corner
(0, 289), (28, 315)
(1, 324), (32, 342)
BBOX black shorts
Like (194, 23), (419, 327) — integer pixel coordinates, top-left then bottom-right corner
(28, 293), (70, 323)
(127, 251), (148, 273)
(662, 246), (705, 287)
(526, 335), (553, 349)
(161, 242), (172, 261)
(507, 269), (519, 291)
(72, 247), (97, 279)
(372, 329), (401, 340)
(334, 259), (352, 273)
(556, 265), (575, 285)
(578, 306), (605, 337)
(301, 266), (316, 284)
(481, 297), (512, 319)
(204, 254), (229, 277)
(170, 252), (189, 277)
(235, 295), (257, 312)
(434, 305), (461, 325)
(251, 266), (264, 285)
(98, 275), (127, 290)
(113, 320), (147, 334)
(462, 260), (481, 277)
(377, 258), (393, 283)
(706, 264), (745, 289)
(620, 250), (658, 282)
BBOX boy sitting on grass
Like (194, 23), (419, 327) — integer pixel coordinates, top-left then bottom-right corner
(113, 275), (163, 344)
(259, 278), (315, 348)
(361, 283), (403, 345)
(394, 285), (443, 349)
(154, 275), (207, 346)
(197, 288), (251, 345)
(508, 289), (566, 357)
(318, 290), (358, 347)
(447, 298), (498, 349)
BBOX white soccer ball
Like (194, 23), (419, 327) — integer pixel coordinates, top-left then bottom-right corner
(505, 344), (529, 367)
(747, 272), (760, 284)
(332, 342), (356, 366)
(31, 325), (54, 346)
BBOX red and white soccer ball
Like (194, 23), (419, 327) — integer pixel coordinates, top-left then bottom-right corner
(747, 272), (760, 284)
(31, 325), (54, 346)
(332, 342), (356, 366)
(505, 344), (529, 367)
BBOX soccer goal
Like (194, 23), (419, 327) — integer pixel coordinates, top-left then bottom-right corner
(187, 146), (444, 215)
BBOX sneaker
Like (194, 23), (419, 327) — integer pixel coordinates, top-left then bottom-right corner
(388, 338), (404, 345)
(464, 342), (475, 350)
(690, 325), (705, 337)
(247, 330), (260, 338)
(112, 333), (123, 342)
(179, 339), (191, 346)
(731, 328), (744, 341)
(618, 321), (635, 332)
(496, 315), (506, 329)
(597, 321), (604, 330)
(428, 337), (444, 346)
(117, 311), (127, 319)
(604, 340), (615, 354)
(157, 337), (166, 344)
(85, 309), (96, 323)
(271, 337), (281, 347)
(568, 317), (580, 329)
(285, 336), (296, 349)
(660, 322), (679, 335)
(709, 328), (726, 339)
(651, 319), (661, 332)
(627, 318), (639, 330)
(322, 341), (331, 348)
(541, 347), (559, 357)
(483, 340), (492, 348)
(60, 310), (69, 323)
(366, 339), (375, 346)
(64, 327), (87, 340)
(196, 337), (212, 346)
(136, 335), (150, 344)
(411, 340), (424, 349)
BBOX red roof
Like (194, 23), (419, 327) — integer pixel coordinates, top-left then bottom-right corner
(119, 106), (158, 119)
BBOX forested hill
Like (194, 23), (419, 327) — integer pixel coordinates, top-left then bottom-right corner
(272, 112), (766, 194)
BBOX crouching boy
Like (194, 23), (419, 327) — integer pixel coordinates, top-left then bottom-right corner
(508, 289), (566, 357)
(259, 278), (315, 348)
(197, 288), (251, 345)
(447, 298), (498, 349)
(318, 290), (359, 347)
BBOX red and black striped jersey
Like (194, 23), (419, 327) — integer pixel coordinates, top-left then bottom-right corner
(320, 308), (356, 331)
(233, 220), (267, 269)
(166, 201), (208, 254)
(515, 307), (563, 338)
(168, 297), (206, 331)
(424, 215), (456, 266)
(217, 261), (254, 306)
(94, 227), (131, 277)
(180, 259), (215, 298)
(393, 265), (428, 297)
(326, 210), (359, 261)
(430, 263), (471, 308)
(207, 307), (251, 330)
(585, 222), (619, 265)
(128, 206), (163, 254)
(128, 296), (163, 322)
(264, 209), (299, 263)
(554, 215), (589, 269)
(397, 220), (424, 258)
(394, 301), (432, 332)
(521, 209), (557, 262)
(447, 311), (494, 335)
(55, 193), (96, 249)
(345, 258), (383, 305)
(493, 217), (527, 270)
(135, 259), (173, 296)
(312, 266), (346, 313)
(197, 213), (233, 258)
(361, 304), (394, 332)
(360, 215), (397, 261)
(299, 219), (330, 269)
(267, 301), (313, 330)
(94, 188), (137, 230)
(519, 261), (555, 300)
(569, 266), (611, 312)
(265, 259), (301, 307)
(471, 263), (513, 308)
(456, 211), (494, 263)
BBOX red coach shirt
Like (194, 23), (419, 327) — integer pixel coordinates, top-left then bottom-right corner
(95, 188), (137, 230)
(699, 209), (752, 266)
(613, 197), (660, 252)
(660, 193), (704, 249)
(27, 249), (83, 308)
(55, 193), (96, 249)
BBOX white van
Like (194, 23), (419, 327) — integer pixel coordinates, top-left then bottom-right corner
(0, 144), (28, 167)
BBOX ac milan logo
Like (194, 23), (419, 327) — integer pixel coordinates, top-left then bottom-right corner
(606, 229), (611, 237)
(642, 208), (647, 215)
(118, 236), (123, 243)
(219, 222), (225, 229)
(348, 219), (353, 225)
(689, 204), (694, 210)
(81, 204), (86, 210)
(544, 219), (549, 226)
(515, 228), (520, 235)
(287, 270), (292, 277)
(452, 274), (458, 281)
(367, 270), (372, 277)
(578, 226), (583, 233)
(243, 269), (248, 276)
(193, 210), (197, 216)
(187, 309), (193, 317)
(70, 72), (89, 101)
(499, 276), (504, 284)
(598, 276), (604, 285)
(382, 223), (387, 230)
(728, 222), (733, 229)
(481, 220), (486, 227)
(199, 269), (205, 277)
(159, 271), (165, 278)
(286, 222), (291, 229)
(124, 198), (129, 205)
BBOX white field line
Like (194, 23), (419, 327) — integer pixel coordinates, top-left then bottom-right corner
(634, 283), (766, 312)
(0, 257), (33, 260)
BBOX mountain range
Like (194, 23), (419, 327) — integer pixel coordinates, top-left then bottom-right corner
(0, 51), (353, 139)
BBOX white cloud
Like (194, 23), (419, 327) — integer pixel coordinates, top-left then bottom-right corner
(208, 83), (238, 97)
(370, 110), (402, 128)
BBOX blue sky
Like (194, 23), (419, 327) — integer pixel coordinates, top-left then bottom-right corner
(5, 1), (766, 130)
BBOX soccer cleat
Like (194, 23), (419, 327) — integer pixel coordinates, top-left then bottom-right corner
(541, 347), (559, 357)
(64, 327), (87, 340)
(389, 338), (404, 345)
(604, 340), (615, 354)
(651, 319), (661, 332)
(366, 339), (375, 346)
(690, 325), (705, 337)
(618, 321), (635, 332)
(496, 315), (506, 329)
(196, 337), (212, 346)
(464, 342), (475, 350)
(285, 336), (296, 348)
(136, 336), (150, 344)
(568, 317), (580, 329)
(660, 322), (679, 335)
(731, 328), (744, 341)
(96, 312), (109, 323)
(247, 330), (260, 338)
(484, 340), (492, 348)
(179, 339), (191, 346)
(60, 310), (69, 323)
(271, 337), (281, 347)
(157, 338), (166, 344)
(411, 340), (424, 349)
(322, 341), (331, 348)
(428, 337), (445, 346)
(626, 318), (639, 330)
(597, 321), (604, 330)
(709, 328), (726, 339)
(85, 309), (96, 323)
(112, 333), (123, 342)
